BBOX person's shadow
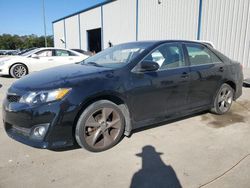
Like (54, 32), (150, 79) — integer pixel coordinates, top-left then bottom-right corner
(130, 145), (182, 188)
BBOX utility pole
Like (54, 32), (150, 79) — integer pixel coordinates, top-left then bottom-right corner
(42, 0), (47, 47)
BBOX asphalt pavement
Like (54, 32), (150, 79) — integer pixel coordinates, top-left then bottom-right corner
(0, 70), (250, 188)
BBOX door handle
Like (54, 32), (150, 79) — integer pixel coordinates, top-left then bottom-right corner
(69, 58), (73, 60)
(219, 67), (224, 72)
(48, 59), (54, 61)
(181, 72), (189, 78)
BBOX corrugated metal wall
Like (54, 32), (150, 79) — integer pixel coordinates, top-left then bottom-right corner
(200, 0), (250, 68)
(53, 0), (250, 68)
(138, 0), (199, 40)
(80, 7), (101, 50)
(53, 21), (65, 48)
(65, 15), (80, 49)
(102, 0), (136, 48)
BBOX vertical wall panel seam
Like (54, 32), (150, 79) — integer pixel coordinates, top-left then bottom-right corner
(216, 0), (223, 49)
(101, 6), (104, 50)
(78, 14), (82, 49)
(63, 19), (67, 48)
(246, 2), (250, 67)
(242, 1), (250, 67)
(136, 0), (139, 41)
(230, 0), (238, 59)
(52, 23), (55, 47)
(197, 0), (203, 40)
(233, 0), (242, 59)
(236, 0), (246, 62)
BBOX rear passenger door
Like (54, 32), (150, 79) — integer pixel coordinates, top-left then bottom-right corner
(185, 43), (225, 109)
(53, 49), (81, 66)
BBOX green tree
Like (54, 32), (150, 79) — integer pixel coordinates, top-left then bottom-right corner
(0, 34), (54, 50)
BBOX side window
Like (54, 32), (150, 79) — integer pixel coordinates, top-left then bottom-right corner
(144, 43), (185, 70)
(186, 44), (222, 66)
(36, 50), (52, 57)
(55, 50), (72, 57)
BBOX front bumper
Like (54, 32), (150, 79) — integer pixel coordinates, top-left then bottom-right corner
(2, 97), (78, 149)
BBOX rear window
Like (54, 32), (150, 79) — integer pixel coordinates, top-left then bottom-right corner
(55, 50), (76, 56)
(186, 43), (222, 66)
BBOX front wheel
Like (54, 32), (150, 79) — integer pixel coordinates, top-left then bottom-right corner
(75, 100), (125, 152)
(211, 83), (234, 115)
(10, 64), (28, 78)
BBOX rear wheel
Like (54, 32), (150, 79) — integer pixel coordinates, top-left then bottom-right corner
(10, 64), (28, 78)
(211, 83), (234, 114)
(75, 100), (125, 152)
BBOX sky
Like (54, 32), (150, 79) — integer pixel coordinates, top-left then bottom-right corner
(0, 0), (105, 36)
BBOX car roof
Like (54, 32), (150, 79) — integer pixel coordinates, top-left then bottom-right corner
(30, 47), (85, 56)
(122, 40), (214, 48)
(36, 47), (74, 51)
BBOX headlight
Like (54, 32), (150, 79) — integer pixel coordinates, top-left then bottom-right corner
(20, 88), (71, 105)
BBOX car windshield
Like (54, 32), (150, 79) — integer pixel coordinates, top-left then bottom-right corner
(21, 49), (39, 56)
(81, 43), (151, 68)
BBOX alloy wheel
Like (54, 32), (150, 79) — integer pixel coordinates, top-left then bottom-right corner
(218, 87), (233, 113)
(13, 65), (27, 78)
(84, 107), (122, 149)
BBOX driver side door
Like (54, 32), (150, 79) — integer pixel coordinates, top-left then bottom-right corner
(27, 49), (55, 72)
(129, 43), (190, 124)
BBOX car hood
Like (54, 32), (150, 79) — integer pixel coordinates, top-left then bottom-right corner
(10, 64), (112, 91)
(0, 55), (26, 62)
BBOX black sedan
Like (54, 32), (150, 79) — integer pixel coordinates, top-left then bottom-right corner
(2, 40), (243, 152)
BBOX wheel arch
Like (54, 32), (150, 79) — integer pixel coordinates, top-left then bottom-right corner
(222, 80), (237, 100)
(224, 80), (236, 93)
(212, 80), (237, 110)
(73, 94), (132, 139)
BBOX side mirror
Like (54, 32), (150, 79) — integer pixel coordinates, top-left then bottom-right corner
(139, 60), (159, 72)
(30, 54), (39, 59)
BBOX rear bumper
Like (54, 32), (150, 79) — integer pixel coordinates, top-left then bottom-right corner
(235, 71), (244, 100)
(235, 84), (242, 100)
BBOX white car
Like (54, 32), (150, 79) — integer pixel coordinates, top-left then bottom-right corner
(0, 48), (89, 78)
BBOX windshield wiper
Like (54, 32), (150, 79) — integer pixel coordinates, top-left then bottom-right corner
(85, 62), (103, 67)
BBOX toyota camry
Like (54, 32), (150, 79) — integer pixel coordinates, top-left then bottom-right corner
(2, 40), (243, 152)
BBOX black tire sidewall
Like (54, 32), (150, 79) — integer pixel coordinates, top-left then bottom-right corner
(75, 100), (125, 152)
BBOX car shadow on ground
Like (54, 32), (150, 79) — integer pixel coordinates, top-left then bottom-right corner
(0, 75), (12, 78)
(49, 143), (81, 152)
(130, 145), (182, 188)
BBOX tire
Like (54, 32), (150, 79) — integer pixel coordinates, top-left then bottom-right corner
(75, 100), (125, 152)
(211, 83), (234, 115)
(10, 64), (28, 78)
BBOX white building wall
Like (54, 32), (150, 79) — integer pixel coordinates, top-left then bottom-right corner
(53, 0), (250, 68)
(79, 7), (101, 51)
(65, 15), (80, 49)
(53, 21), (65, 48)
(138, 0), (199, 40)
(102, 0), (136, 48)
(200, 0), (250, 68)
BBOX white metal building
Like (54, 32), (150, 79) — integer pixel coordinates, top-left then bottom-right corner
(53, 0), (250, 68)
